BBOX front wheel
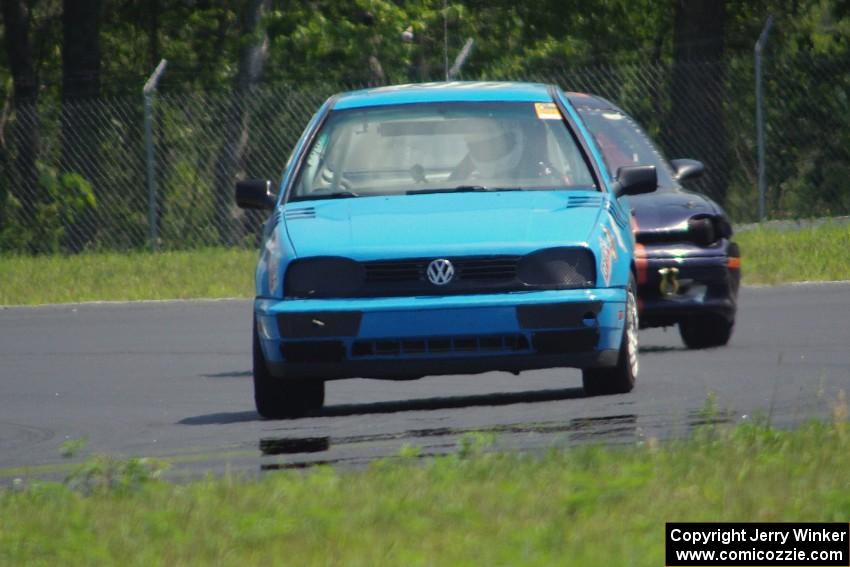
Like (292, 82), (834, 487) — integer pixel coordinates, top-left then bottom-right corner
(253, 317), (325, 419)
(582, 276), (638, 396)
(679, 313), (734, 349)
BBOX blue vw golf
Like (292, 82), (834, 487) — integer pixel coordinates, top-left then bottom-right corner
(236, 82), (657, 418)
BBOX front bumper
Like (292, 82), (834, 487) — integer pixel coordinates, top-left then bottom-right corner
(254, 288), (626, 380)
(637, 247), (740, 328)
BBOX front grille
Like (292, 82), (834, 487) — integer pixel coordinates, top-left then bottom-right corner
(364, 260), (423, 283)
(351, 334), (530, 357)
(457, 257), (519, 280)
(363, 256), (519, 285)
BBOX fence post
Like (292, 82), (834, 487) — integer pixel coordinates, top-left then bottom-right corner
(443, 0), (449, 81)
(755, 16), (774, 222)
(448, 38), (474, 80)
(143, 59), (167, 251)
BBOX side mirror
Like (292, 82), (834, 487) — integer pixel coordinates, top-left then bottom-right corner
(235, 179), (276, 210)
(614, 165), (657, 198)
(670, 158), (704, 182)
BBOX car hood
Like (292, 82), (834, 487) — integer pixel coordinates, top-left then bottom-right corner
(282, 191), (604, 259)
(630, 189), (719, 234)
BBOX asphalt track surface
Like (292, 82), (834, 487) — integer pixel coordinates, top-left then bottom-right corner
(2, 282), (849, 481)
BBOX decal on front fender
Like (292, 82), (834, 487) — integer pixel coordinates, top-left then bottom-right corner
(599, 225), (618, 286)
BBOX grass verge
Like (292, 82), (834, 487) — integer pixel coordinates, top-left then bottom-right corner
(0, 248), (256, 305)
(2, 418), (850, 566)
(1, 222), (848, 305)
(735, 221), (850, 284)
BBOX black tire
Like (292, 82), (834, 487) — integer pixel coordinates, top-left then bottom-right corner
(253, 318), (325, 419)
(678, 313), (734, 349)
(582, 276), (638, 396)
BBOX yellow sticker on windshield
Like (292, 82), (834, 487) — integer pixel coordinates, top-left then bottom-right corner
(534, 102), (562, 120)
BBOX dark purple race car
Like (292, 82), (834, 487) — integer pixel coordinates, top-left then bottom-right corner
(569, 93), (741, 349)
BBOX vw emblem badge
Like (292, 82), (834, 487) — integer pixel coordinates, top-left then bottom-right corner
(426, 258), (455, 286)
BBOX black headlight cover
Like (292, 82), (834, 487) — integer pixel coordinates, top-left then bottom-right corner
(284, 256), (365, 298)
(687, 216), (717, 246)
(517, 247), (596, 288)
(636, 214), (728, 246)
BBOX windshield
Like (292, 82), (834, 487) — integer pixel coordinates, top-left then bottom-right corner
(576, 107), (677, 190)
(290, 102), (596, 201)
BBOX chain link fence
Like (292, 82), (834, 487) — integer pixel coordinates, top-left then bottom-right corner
(2, 53), (849, 254)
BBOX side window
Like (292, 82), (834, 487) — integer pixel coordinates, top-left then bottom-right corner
(590, 113), (637, 175)
(578, 107), (677, 187)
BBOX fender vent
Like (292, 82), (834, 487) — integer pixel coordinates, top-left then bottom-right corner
(284, 207), (316, 220)
(566, 195), (603, 209)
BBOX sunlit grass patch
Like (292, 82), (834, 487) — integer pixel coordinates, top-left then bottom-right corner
(735, 221), (850, 284)
(0, 248), (256, 305)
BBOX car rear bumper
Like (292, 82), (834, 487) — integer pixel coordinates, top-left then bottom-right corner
(254, 288), (626, 380)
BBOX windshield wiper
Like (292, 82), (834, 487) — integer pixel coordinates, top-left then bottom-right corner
(407, 185), (522, 195)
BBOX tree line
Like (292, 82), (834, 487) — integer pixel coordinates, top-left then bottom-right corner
(5, 1), (848, 97)
(1, 1), (849, 253)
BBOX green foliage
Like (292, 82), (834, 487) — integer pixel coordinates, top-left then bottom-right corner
(262, 0), (671, 84)
(14, 0), (848, 93)
(267, 0), (411, 84)
(0, 191), (29, 252)
(63, 455), (167, 496)
(41, 168), (97, 221)
(396, 444), (423, 459)
(456, 431), (497, 458)
(0, 163), (98, 254)
(60, 438), (89, 459)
